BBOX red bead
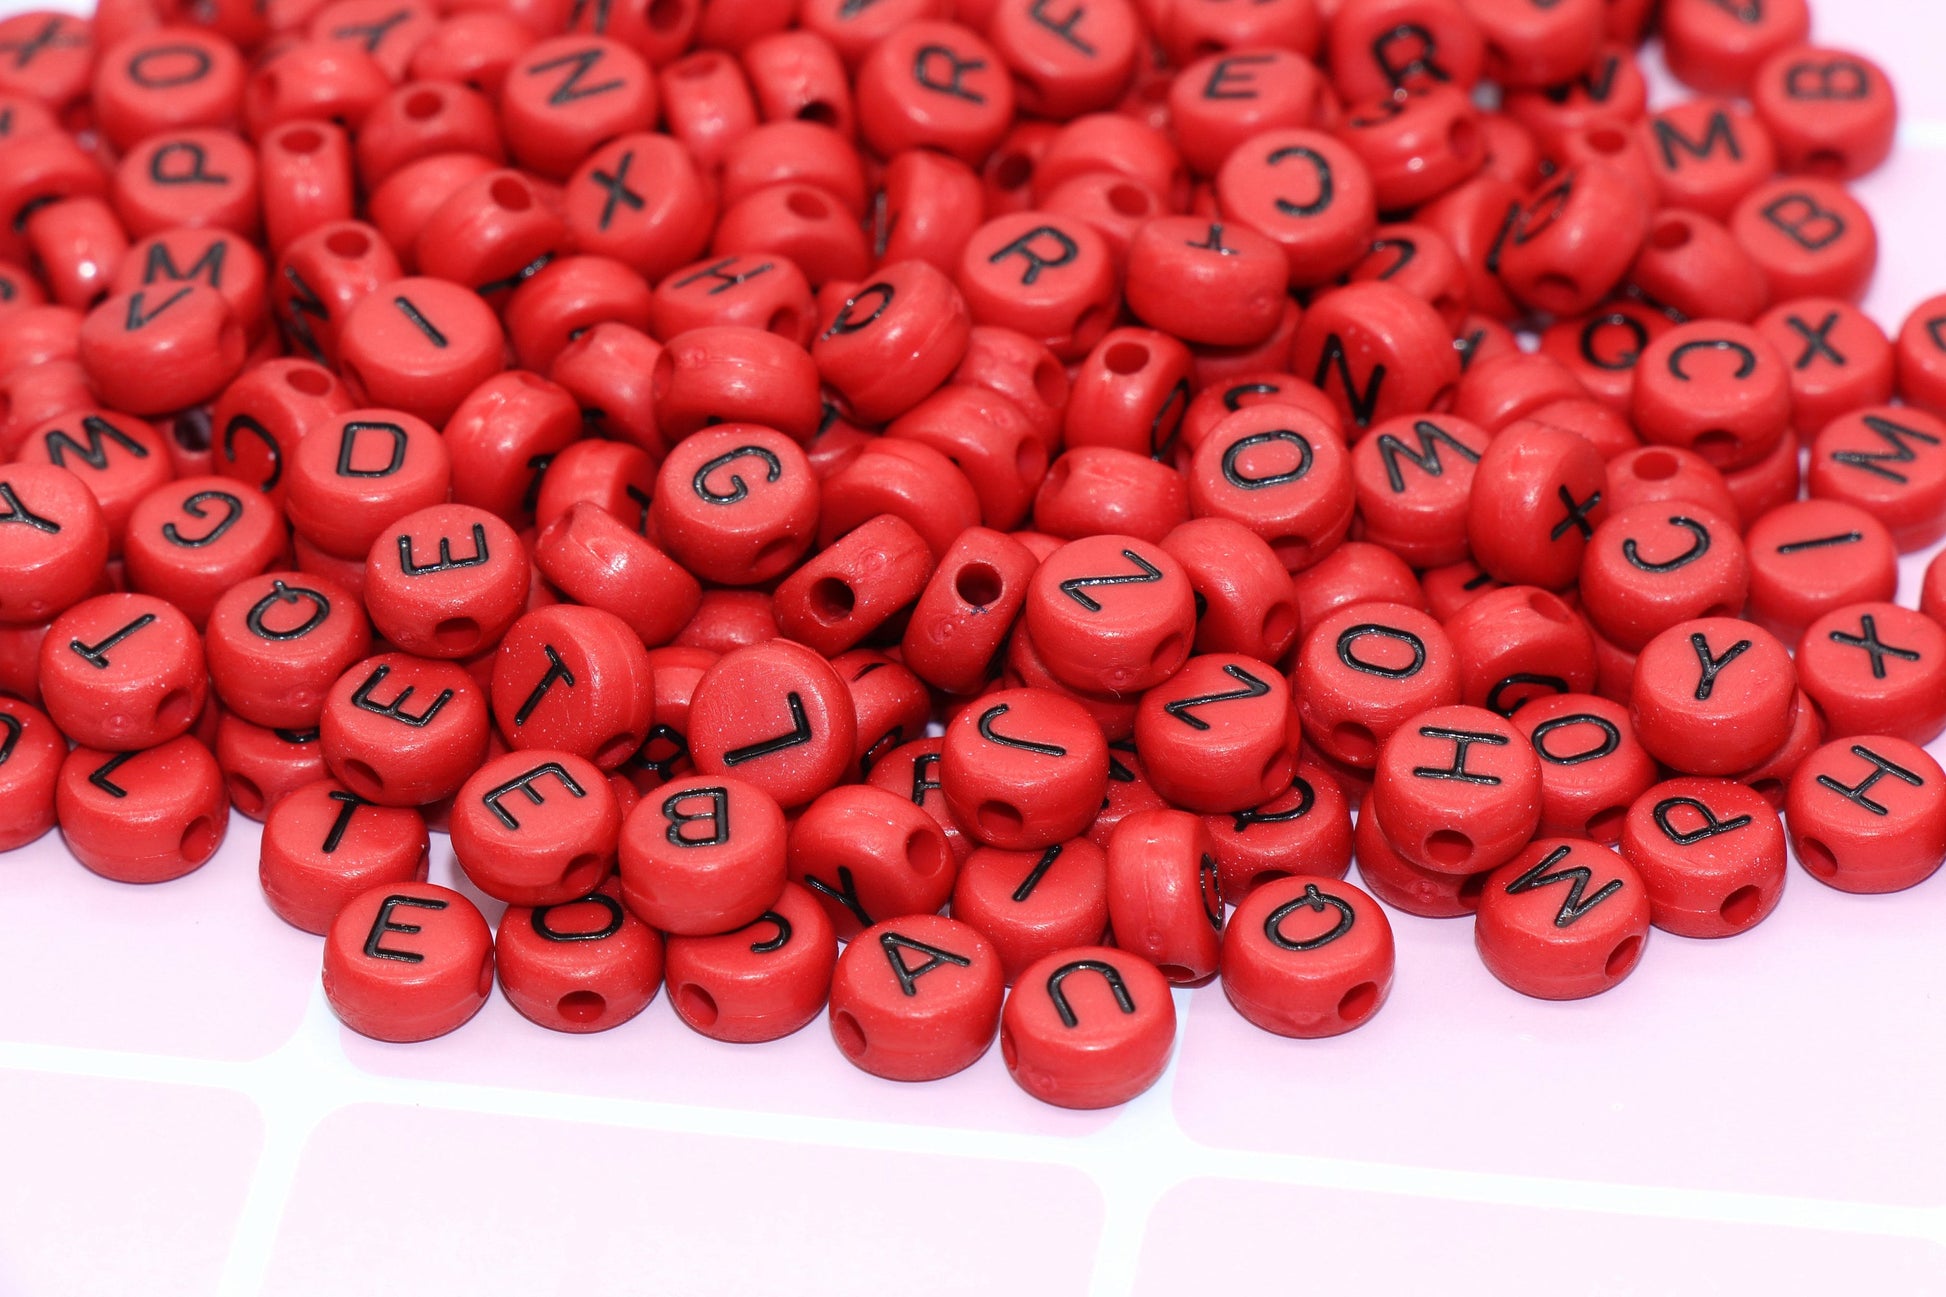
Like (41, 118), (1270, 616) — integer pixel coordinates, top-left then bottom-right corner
(1475, 836), (1649, 999)
(14, 409), (168, 555)
(56, 735), (229, 883)
(654, 326), (820, 446)
(91, 27), (242, 158)
(549, 322), (666, 457)
(258, 120), (356, 258)
(322, 652), (491, 805)
(0, 462), (111, 626)
(1349, 413), (1490, 568)
(1416, 175), (1522, 320)
(337, 278), (503, 425)
(77, 282), (244, 417)
(1750, 46), (1897, 181)
(361, 503), (527, 660)
(853, 21), (1012, 166)
(1121, 216), (1286, 350)
(828, 914), (1002, 1081)
(1743, 500), (1897, 643)
(651, 424), (818, 584)
(367, 153), (497, 270)
(1896, 293), (1946, 419)
(1756, 298), (1894, 442)
(1620, 775), (1786, 935)
(0, 12), (94, 110)
(448, 749), (620, 906)
(269, 222), (398, 368)
(1505, 692), (1653, 847)
(828, 649), (928, 781)
(663, 880), (836, 1041)
(1346, 223), (1470, 332)
(656, 48), (758, 172)
(1030, 446), (1184, 545)
(19, 196), (124, 312)
(812, 261), (970, 425)
(1155, 0), (1318, 64)
(799, 0), (946, 68)
(1719, 420), (1801, 528)
(871, 148), (983, 275)
(1577, 502), (1749, 653)
(1372, 703), (1542, 875)
(307, 0), (437, 81)
(121, 475), (286, 629)
(1629, 617), (1795, 776)
(1538, 299), (1676, 410)
(713, 181), (871, 287)
(1290, 282), (1459, 437)
(651, 253), (816, 349)
(1216, 129), (1375, 288)
(1186, 400), (1350, 569)
(1157, 519), (1295, 663)
(40, 592), (204, 752)
(551, 139), (708, 293)
(821, 438), (984, 559)
(1807, 406), (1946, 551)
(1295, 602), (1460, 769)
(985, 0), (1138, 119)
(322, 881), (493, 1041)
(1445, 584), (1596, 715)
(1466, 422), (1607, 591)
(1495, 163), (1649, 316)
(787, 782), (956, 939)
(498, 35), (655, 180)
(1628, 320), (1791, 472)
(284, 408), (449, 561)
(1629, 208), (1770, 324)
(531, 436), (658, 533)
(497, 886), (665, 1033)
(1135, 653), (1298, 814)
(773, 513), (934, 657)
(939, 685), (1108, 851)
(1022, 534), (1196, 697)
(532, 502), (700, 650)
(1325, 0), (1482, 102)
(1000, 944), (1174, 1107)
(1731, 177), (1876, 304)
(0, 697), (64, 850)
(213, 711), (325, 821)
(687, 638), (856, 810)
(490, 604), (655, 769)
(956, 211), (1118, 363)
(1002, 618), (1140, 740)
(1337, 85), (1485, 211)
(1105, 807), (1224, 984)
(1785, 737), (1946, 895)
(1451, 351), (1584, 436)
(866, 736), (976, 864)
(675, 589), (780, 653)
(441, 376), (580, 530)
(355, 80), (504, 189)
(888, 386), (1048, 530)
(950, 837), (1109, 984)
(1504, 40), (1645, 148)
(1169, 50), (1326, 179)
(414, 168), (566, 295)
(1351, 801), (1484, 917)
(1222, 873), (1392, 1037)
(409, 11), (530, 94)
(1796, 602), (1946, 746)
(1661, 0), (1807, 95)
(1602, 445), (1732, 521)
(259, 777), (430, 933)
(1203, 762), (1352, 903)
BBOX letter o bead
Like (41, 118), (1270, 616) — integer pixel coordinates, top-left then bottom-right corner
(258, 779), (429, 934)
(829, 914), (1004, 1082)
(1512, 693), (1659, 846)
(1785, 738), (1946, 895)
(451, 750), (622, 908)
(0, 698), (66, 851)
(1620, 776), (1787, 936)
(206, 572), (371, 731)
(497, 888), (665, 1033)
(1475, 838), (1651, 1000)
(664, 881), (839, 1043)
(56, 737), (229, 884)
(323, 882), (494, 1042)
(1000, 946), (1176, 1109)
(1222, 875), (1393, 1038)
(940, 687), (1109, 851)
(618, 775), (787, 935)
(1295, 603), (1462, 770)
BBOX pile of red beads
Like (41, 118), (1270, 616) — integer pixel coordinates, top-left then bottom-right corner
(0, 0), (1941, 1110)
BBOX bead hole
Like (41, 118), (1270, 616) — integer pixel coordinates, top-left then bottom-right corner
(993, 153), (1032, 192)
(766, 307), (800, 338)
(1103, 341), (1149, 374)
(432, 616), (481, 653)
(798, 101), (838, 127)
(325, 227), (370, 259)
(1799, 836), (1838, 879)
(977, 799), (1024, 838)
(287, 366), (332, 396)
(678, 982), (718, 1027)
(342, 758), (384, 798)
(1650, 218), (1692, 251)
(1248, 869), (1289, 893)
(1604, 934), (1643, 979)
(1337, 981), (1379, 1024)
(1585, 805), (1626, 844)
(832, 1008), (867, 1058)
(955, 561), (1003, 608)
(1632, 449), (1678, 479)
(490, 176), (532, 211)
(227, 774), (264, 819)
(279, 125), (323, 154)
(904, 828), (945, 876)
(155, 687), (193, 733)
(179, 815), (217, 863)
(1106, 184), (1150, 218)
(1719, 884), (1762, 928)
(403, 88), (443, 120)
(808, 576), (856, 623)
(1261, 601), (1296, 649)
(1692, 430), (1739, 467)
(786, 189), (829, 221)
(1156, 963), (1195, 984)
(556, 990), (606, 1024)
(647, 0), (687, 31)
(1270, 535), (1313, 569)
(1032, 358), (1064, 407)
(1423, 829), (1473, 870)
(1330, 721), (1376, 762)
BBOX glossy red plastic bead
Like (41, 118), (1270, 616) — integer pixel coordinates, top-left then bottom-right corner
(686, 639), (855, 810)
(336, 278), (504, 426)
(1637, 98), (1774, 225)
(1896, 293), (1946, 418)
(354, 80), (504, 188)
(767, 514), (928, 658)
(57, 736), (229, 884)
(1720, 422), (1803, 528)
(1033, 446), (1189, 545)
(985, 0), (1138, 119)
(283, 408), (449, 562)
(322, 881), (492, 1042)
(811, 262), (969, 426)
(871, 148), (984, 275)
(1509, 692), (1658, 846)
(1495, 163), (1649, 316)
(1335, 84), (1484, 211)
(651, 424), (819, 585)
(530, 436), (658, 533)
(0, 697), (64, 850)
(532, 503), (700, 651)
(1000, 944), (1175, 1108)
(828, 650), (929, 782)
(40, 592), (204, 752)
(1371, 704), (1542, 876)
(219, 713), (324, 819)
(1754, 297), (1894, 441)
(887, 387), (1047, 531)
(952, 325), (1071, 452)
(547, 323), (665, 458)
(1444, 585), (1596, 715)
(1168, 49), (1325, 179)
(712, 181), (872, 287)
(1577, 503), (1749, 653)
(1204, 763), (1352, 904)
(0, 12), (94, 110)
(1295, 602), (1461, 770)
(854, 21), (1012, 166)
(271, 222), (399, 369)
(409, 10), (530, 94)
(1538, 299), (1676, 410)
(498, 35), (655, 180)
(787, 783), (955, 939)
(828, 914), (1002, 1081)
(497, 886), (665, 1033)
(22, 197), (127, 312)
(1124, 217), (1286, 349)
(1629, 209), (1770, 324)
(449, 750), (620, 907)
(1743, 500), (1897, 644)
(1222, 874), (1392, 1037)
(1630, 321), (1790, 472)
(1619, 776), (1786, 936)
(1216, 129), (1376, 288)
(1785, 737), (1946, 895)
(414, 169), (567, 295)
(950, 837), (1109, 984)
(78, 282), (245, 416)
(1290, 282), (1459, 437)
(0, 462), (112, 626)
(1324, 0), (1483, 102)
(557, 133), (710, 287)
(1630, 617), (1795, 776)
(1466, 421), (1608, 591)
(259, 120), (356, 257)
(321, 652), (491, 806)
(956, 211), (1118, 362)
(1475, 837), (1649, 999)
(1023, 534), (1196, 696)
(91, 25), (242, 153)
(1135, 654), (1298, 815)
(1807, 406), (1946, 551)
(1158, 518), (1298, 664)
(940, 686), (1108, 851)
(121, 475), (285, 629)
(1796, 602), (1946, 745)
(1349, 802), (1481, 916)
(440, 374), (579, 530)
(1105, 808), (1224, 984)
(490, 604), (655, 770)
(663, 881), (837, 1042)
(362, 504), (524, 662)
(259, 778), (430, 933)
(15, 409), (170, 554)
(1732, 177), (1877, 303)
(207, 360), (348, 509)
(866, 737), (975, 865)
(1749, 46), (1895, 181)
(209, 575), (369, 734)
(1347, 223), (1470, 331)
(1350, 413), (1490, 568)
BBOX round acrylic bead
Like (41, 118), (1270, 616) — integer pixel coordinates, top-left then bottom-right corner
(618, 774), (788, 936)
(772, 515), (932, 657)
(1466, 422), (1608, 591)
(0, 697), (63, 851)
(362, 504), (526, 661)
(820, 437), (982, 559)
(1222, 874), (1393, 1038)
(1002, 621), (1140, 742)
(0, 12), (94, 110)
(1538, 299), (1676, 410)
(854, 22), (1012, 165)
(1001, 945), (1175, 1108)
(1897, 293), (1946, 418)
(1640, 97), (1775, 224)
(498, 36), (655, 180)
(259, 120), (357, 258)
(1295, 603), (1461, 770)
(892, 526), (1032, 694)
(336, 278), (505, 426)
(1335, 83), (1484, 211)
(1444, 585), (1596, 716)
(1756, 298), (1894, 442)
(57, 736), (229, 884)
(1022, 535), (1195, 698)
(1721, 425), (1803, 528)
(1807, 406), (1946, 551)
(867, 737), (976, 866)
(450, 750), (621, 908)
(259, 778), (430, 934)
(1124, 217), (1286, 348)
(1033, 446), (1189, 546)
(23, 197), (129, 312)
(675, 591), (780, 654)
(1215, 129), (1376, 288)
(409, 11), (530, 95)
(1751, 46), (1896, 180)
(354, 80), (505, 189)
(1346, 223), (1470, 332)
(1159, 518), (1299, 664)
(1500, 689), (1654, 841)
(871, 148), (984, 275)
(787, 783), (956, 940)
(1135, 654), (1298, 815)
(1661, 0), (1807, 92)
(204, 572), (370, 730)
(1629, 209), (1770, 325)
(1371, 704), (1542, 877)
(837, 650), (928, 780)
(1325, 0), (1483, 102)
(40, 593), (204, 752)
(1620, 776), (1787, 936)
(1630, 322), (1790, 471)
(321, 653), (490, 806)
(1785, 737), (1946, 895)
(1187, 402), (1352, 569)
(497, 888), (665, 1033)
(1731, 177), (1877, 304)
(489, 605), (655, 770)
(213, 712), (327, 822)
(1578, 504), (1748, 652)
(1104, 809), (1225, 985)
(1796, 603), (1946, 746)
(1601, 445), (1737, 521)
(1204, 764), (1353, 904)
(956, 211), (1118, 362)
(828, 914), (1003, 1082)
(1063, 328), (1195, 463)
(1352, 804), (1485, 918)
(1168, 49), (1325, 180)
(1495, 163), (1649, 317)
(119, 477), (283, 629)
(651, 424), (819, 586)
(548, 324), (666, 458)
(1350, 413), (1491, 569)
(688, 639), (855, 809)
(1291, 282), (1459, 437)
(412, 167), (568, 293)
(530, 438), (658, 534)
(322, 881), (493, 1042)
(283, 409), (450, 562)
(951, 838), (1109, 985)
(1745, 501), (1899, 645)
(952, 325), (1070, 452)
(812, 261), (970, 425)
(654, 324), (821, 445)
(0, 462), (112, 626)
(272, 221), (399, 368)
(92, 27), (244, 152)
(16, 409), (173, 555)
(940, 687), (1108, 851)
(1475, 837), (1649, 999)
(1452, 351), (1585, 435)
(531, 504), (699, 650)
(712, 181), (871, 287)
(984, 0), (1137, 119)
(663, 881), (838, 1042)
(560, 134), (710, 287)
(441, 373), (583, 530)
(1629, 617), (1795, 776)
(78, 282), (245, 416)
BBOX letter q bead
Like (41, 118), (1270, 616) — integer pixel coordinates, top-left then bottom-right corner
(1222, 875), (1394, 1038)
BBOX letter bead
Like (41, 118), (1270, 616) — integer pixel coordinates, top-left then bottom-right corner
(1105, 808), (1225, 984)
(941, 686), (1109, 850)
(1731, 177), (1877, 304)
(0, 697), (64, 851)
(1023, 534), (1196, 696)
(1466, 421), (1609, 591)
(1204, 764), (1353, 905)
(1785, 738), (1946, 895)
(1796, 603), (1946, 746)
(1475, 837), (1650, 999)
(1222, 874), (1394, 1038)
(1807, 406), (1946, 551)
(1295, 602), (1462, 770)
(40, 592), (206, 752)
(323, 882), (494, 1042)
(321, 652), (491, 806)
(259, 778), (430, 934)
(664, 880), (838, 1042)
(56, 735), (230, 883)
(619, 774), (788, 936)
(1621, 776), (1787, 935)
(1135, 653), (1299, 815)
(829, 914), (1003, 1082)
(1629, 618), (1796, 776)
(497, 886), (666, 1034)
(1371, 704), (1543, 877)
(490, 605), (656, 770)
(1512, 693), (1659, 846)
(1001, 945), (1175, 1108)
(451, 750), (621, 908)
(205, 571), (370, 731)
(0, 462), (112, 626)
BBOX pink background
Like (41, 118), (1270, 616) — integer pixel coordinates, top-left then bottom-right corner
(6, 2), (1946, 1293)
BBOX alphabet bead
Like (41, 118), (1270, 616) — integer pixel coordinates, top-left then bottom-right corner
(1475, 837), (1649, 999)
(663, 880), (837, 1042)
(1135, 653), (1298, 814)
(688, 639), (855, 809)
(1466, 421), (1608, 591)
(258, 777), (429, 933)
(490, 604), (656, 770)
(1785, 737), (1946, 895)
(950, 837), (1109, 984)
(1105, 808), (1224, 984)
(0, 462), (112, 626)
(497, 886), (665, 1033)
(1621, 775), (1787, 935)
(1158, 518), (1299, 664)
(41, 592), (205, 752)
(1222, 874), (1393, 1037)
(1796, 602), (1946, 745)
(1023, 534), (1195, 696)
(1629, 617), (1796, 776)
(1807, 405), (1946, 551)
(1000, 945), (1175, 1108)
(451, 749), (621, 907)
(941, 686), (1108, 850)
(1216, 129), (1376, 288)
(1372, 703), (1542, 876)
(899, 526), (1038, 695)
(1731, 176), (1877, 304)
(1204, 763), (1352, 904)
(619, 774), (788, 935)
(214, 712), (328, 821)
(322, 652), (491, 806)
(1295, 602), (1461, 769)
(1511, 692), (1658, 846)
(652, 423), (819, 585)
(323, 881), (493, 1042)
(363, 504), (527, 660)
(1352, 799), (1486, 918)
(0, 697), (64, 851)
(336, 277), (506, 426)
(1350, 413), (1491, 569)
(828, 914), (1002, 1081)
(788, 783), (956, 940)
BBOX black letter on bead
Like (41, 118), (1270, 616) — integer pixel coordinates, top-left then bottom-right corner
(912, 44), (986, 101)
(1335, 623), (1426, 678)
(723, 691), (813, 765)
(247, 579), (330, 640)
(88, 751), (135, 798)
(1652, 109), (1741, 170)
(531, 892), (626, 943)
(880, 930), (973, 996)
(1484, 673), (1568, 716)
(1652, 795), (1753, 845)
(748, 911), (792, 953)
(1762, 192), (1846, 251)
(1221, 429), (1313, 488)
(44, 415), (149, 472)
(1025, 0), (1094, 54)
(1231, 774), (1314, 831)
(481, 761), (586, 830)
(124, 286), (192, 330)
(1202, 52), (1270, 99)
(803, 864), (872, 929)
(0, 713), (18, 766)
(364, 894), (449, 962)
(1550, 484), (1602, 541)
(148, 140), (227, 186)
(1265, 884), (1356, 951)
(352, 663), (454, 728)
(513, 645), (575, 726)
(1529, 714), (1620, 766)
(1266, 144), (1333, 217)
(1162, 663), (1270, 731)
(398, 523), (490, 575)
(1785, 311), (1845, 369)
(335, 421), (408, 478)
(527, 46), (622, 105)
(820, 283), (894, 339)
(589, 149), (643, 230)
(321, 788), (372, 853)
(1310, 333), (1384, 429)
(1057, 547), (1162, 611)
(1411, 726), (1508, 785)
(1831, 414), (1941, 484)
(161, 490), (242, 547)
(1689, 632), (1751, 702)
(1045, 959), (1136, 1027)
(1622, 516), (1710, 573)
(987, 225), (1079, 287)
(674, 256), (773, 295)
(0, 480), (60, 532)
(219, 414), (278, 489)
(663, 785), (731, 847)
(1827, 613), (1920, 680)
(1012, 843), (1063, 903)
(69, 613), (157, 669)
(1505, 843), (1623, 928)
(1377, 419), (1479, 492)
(1815, 744), (1925, 817)
(692, 445), (783, 504)
(977, 702), (1068, 756)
